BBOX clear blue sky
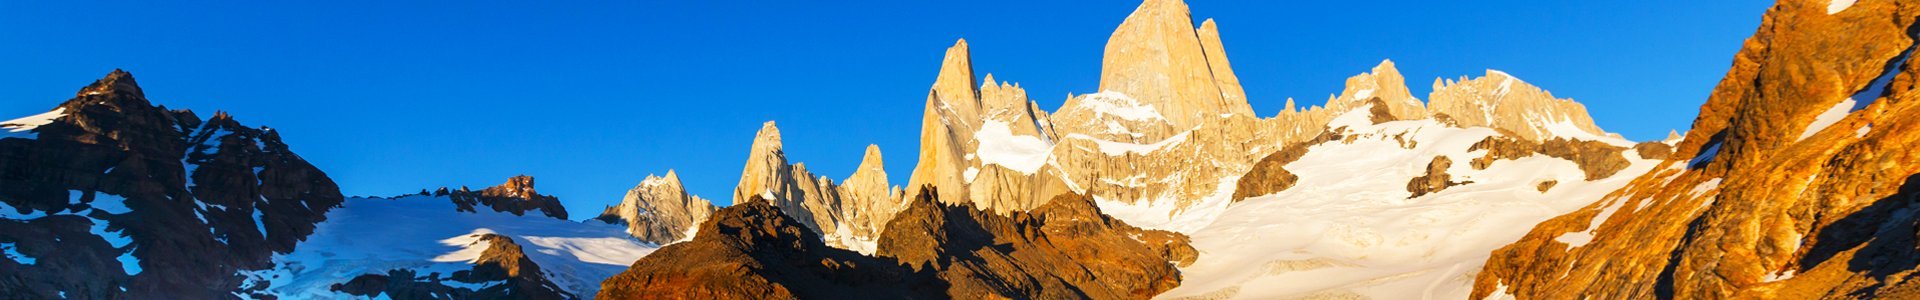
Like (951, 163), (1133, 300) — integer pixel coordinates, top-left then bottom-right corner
(0, 1), (1771, 218)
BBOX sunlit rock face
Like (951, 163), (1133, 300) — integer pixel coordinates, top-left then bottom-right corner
(595, 170), (717, 245)
(1477, 0), (1920, 298)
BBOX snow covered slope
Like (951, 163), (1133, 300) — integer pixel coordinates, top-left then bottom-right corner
(242, 195), (658, 299)
(1155, 106), (1660, 299)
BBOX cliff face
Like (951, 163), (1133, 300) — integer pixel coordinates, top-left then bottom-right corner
(1099, 0), (1255, 126)
(595, 170), (717, 245)
(1476, 0), (1920, 298)
(0, 70), (345, 299)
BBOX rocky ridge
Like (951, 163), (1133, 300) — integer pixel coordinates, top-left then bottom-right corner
(599, 189), (1195, 299)
(442, 175), (570, 220)
(1476, 0), (1920, 298)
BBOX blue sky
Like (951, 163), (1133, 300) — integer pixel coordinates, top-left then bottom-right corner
(0, 1), (1770, 217)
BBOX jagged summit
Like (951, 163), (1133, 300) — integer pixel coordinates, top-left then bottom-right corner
(75, 69), (146, 99)
(1099, 0), (1253, 126)
(1326, 59), (1426, 119)
(597, 170), (718, 245)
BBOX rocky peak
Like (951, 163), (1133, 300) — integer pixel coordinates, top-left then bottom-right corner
(595, 170), (717, 245)
(1099, 0), (1254, 126)
(74, 69), (147, 101)
(482, 175), (539, 199)
(733, 121), (791, 204)
(729, 121), (851, 245)
(1428, 69), (1616, 143)
(834, 144), (899, 252)
(1196, 18), (1247, 105)
(932, 39), (979, 116)
(1327, 59), (1427, 120)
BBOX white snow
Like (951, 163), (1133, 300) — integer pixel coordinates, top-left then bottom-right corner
(1799, 98), (1857, 141)
(1353, 88), (1376, 100)
(1553, 195), (1628, 249)
(972, 120), (1052, 174)
(1072, 91), (1166, 122)
(1830, 0), (1857, 14)
(244, 195), (657, 299)
(1489, 70), (1521, 96)
(1764, 269), (1798, 282)
(1154, 105), (1661, 299)
(1525, 113), (1635, 147)
(1, 108), (68, 140)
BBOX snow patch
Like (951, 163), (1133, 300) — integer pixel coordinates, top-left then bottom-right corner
(971, 120), (1051, 174)
(1830, 0), (1857, 14)
(1764, 269), (1797, 282)
(1554, 196), (1627, 249)
(1799, 98), (1857, 141)
(1072, 91), (1166, 122)
(1, 108), (67, 140)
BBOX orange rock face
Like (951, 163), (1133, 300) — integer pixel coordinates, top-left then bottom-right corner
(1475, 0), (1920, 298)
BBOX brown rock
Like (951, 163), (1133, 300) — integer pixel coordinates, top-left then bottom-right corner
(876, 189), (1196, 299)
(448, 175), (569, 219)
(1233, 131), (1341, 202)
(1407, 156), (1469, 198)
(1634, 141), (1675, 160)
(597, 197), (936, 300)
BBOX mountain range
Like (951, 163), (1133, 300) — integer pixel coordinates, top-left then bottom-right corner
(3, 0), (1915, 299)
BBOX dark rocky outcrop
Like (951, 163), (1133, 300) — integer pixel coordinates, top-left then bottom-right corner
(433, 175), (569, 220)
(1407, 156), (1469, 198)
(1233, 131), (1341, 202)
(599, 188), (1196, 299)
(0, 70), (344, 298)
(876, 190), (1197, 299)
(597, 197), (935, 300)
(1468, 136), (1630, 180)
(331, 233), (574, 300)
(1633, 141), (1674, 160)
